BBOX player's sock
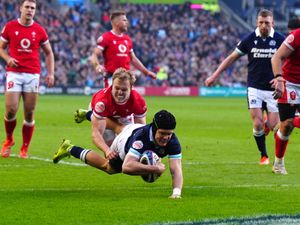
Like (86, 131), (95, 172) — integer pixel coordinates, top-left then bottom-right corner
(86, 110), (92, 121)
(293, 116), (300, 128)
(253, 129), (268, 157)
(21, 120), (35, 150)
(70, 146), (91, 163)
(4, 117), (17, 142)
(275, 130), (289, 158)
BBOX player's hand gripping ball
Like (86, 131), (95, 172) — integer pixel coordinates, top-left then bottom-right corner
(139, 150), (160, 183)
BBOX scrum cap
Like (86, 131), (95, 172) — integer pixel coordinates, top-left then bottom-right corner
(153, 110), (176, 130)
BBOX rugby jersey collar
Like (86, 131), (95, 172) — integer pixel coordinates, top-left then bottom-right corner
(255, 27), (275, 38)
(17, 18), (34, 27)
(110, 30), (123, 37)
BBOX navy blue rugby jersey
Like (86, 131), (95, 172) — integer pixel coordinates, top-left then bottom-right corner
(236, 28), (285, 90)
(124, 124), (182, 159)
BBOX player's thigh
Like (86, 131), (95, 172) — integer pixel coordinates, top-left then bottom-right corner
(22, 92), (38, 114)
(249, 108), (264, 128)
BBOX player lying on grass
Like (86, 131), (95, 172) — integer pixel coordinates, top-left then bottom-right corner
(53, 110), (183, 199)
(75, 68), (147, 160)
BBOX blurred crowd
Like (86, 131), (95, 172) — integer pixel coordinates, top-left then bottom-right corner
(0, 0), (248, 87)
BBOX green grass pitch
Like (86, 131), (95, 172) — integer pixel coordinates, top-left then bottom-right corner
(0, 95), (300, 225)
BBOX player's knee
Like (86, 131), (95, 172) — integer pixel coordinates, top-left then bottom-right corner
(280, 119), (294, 135)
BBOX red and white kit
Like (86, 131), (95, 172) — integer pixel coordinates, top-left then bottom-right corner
(91, 86), (147, 125)
(97, 31), (133, 74)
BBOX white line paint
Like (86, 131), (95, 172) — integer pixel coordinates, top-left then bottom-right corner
(7, 154), (86, 167)
(4, 154), (258, 167)
(0, 184), (300, 192)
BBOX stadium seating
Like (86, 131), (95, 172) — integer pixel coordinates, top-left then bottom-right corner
(0, 0), (294, 88)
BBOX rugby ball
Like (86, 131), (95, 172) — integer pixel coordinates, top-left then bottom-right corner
(139, 150), (160, 183)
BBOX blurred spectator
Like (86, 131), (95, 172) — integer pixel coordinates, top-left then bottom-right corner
(0, 0), (250, 87)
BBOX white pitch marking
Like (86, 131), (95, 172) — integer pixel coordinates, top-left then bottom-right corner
(8, 154), (86, 167)
(1, 184), (300, 192)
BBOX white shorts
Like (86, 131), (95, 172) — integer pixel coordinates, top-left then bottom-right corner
(278, 81), (300, 105)
(247, 87), (278, 112)
(6, 72), (40, 93)
(110, 123), (144, 160)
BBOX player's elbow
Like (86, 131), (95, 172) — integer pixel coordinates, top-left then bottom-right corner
(122, 162), (136, 175)
(122, 164), (133, 174)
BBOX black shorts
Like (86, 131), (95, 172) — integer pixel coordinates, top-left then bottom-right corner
(278, 103), (300, 121)
(109, 156), (123, 173)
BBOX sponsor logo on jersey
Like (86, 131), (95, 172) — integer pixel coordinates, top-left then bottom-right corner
(251, 47), (276, 58)
(21, 38), (31, 48)
(95, 102), (105, 113)
(118, 44), (127, 53)
(132, 140), (143, 149)
(117, 44), (128, 57)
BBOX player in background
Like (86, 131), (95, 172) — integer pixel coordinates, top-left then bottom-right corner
(82, 68), (147, 160)
(90, 9), (156, 87)
(75, 10), (155, 123)
(205, 9), (285, 165)
(0, 0), (55, 158)
(270, 21), (300, 174)
(53, 110), (183, 199)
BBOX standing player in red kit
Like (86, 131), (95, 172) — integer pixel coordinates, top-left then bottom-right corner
(0, 0), (55, 158)
(271, 27), (300, 174)
(75, 10), (155, 124)
(90, 9), (156, 87)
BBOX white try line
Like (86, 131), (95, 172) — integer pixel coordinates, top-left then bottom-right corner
(5, 154), (87, 167)
(1, 184), (300, 192)
(3, 154), (259, 166)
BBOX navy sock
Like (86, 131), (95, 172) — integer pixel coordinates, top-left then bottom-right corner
(86, 110), (92, 121)
(254, 134), (268, 157)
(70, 146), (90, 163)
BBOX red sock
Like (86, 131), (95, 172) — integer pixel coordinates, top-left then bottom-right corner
(22, 122), (35, 149)
(275, 132), (289, 158)
(4, 119), (16, 141)
(293, 117), (300, 128)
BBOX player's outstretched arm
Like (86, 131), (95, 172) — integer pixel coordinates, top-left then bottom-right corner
(168, 158), (183, 199)
(91, 115), (117, 160)
(130, 52), (156, 79)
(205, 50), (240, 86)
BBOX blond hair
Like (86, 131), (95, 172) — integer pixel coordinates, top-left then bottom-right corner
(112, 68), (136, 86)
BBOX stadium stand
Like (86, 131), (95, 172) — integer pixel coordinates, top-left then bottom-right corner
(0, 0), (296, 88)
